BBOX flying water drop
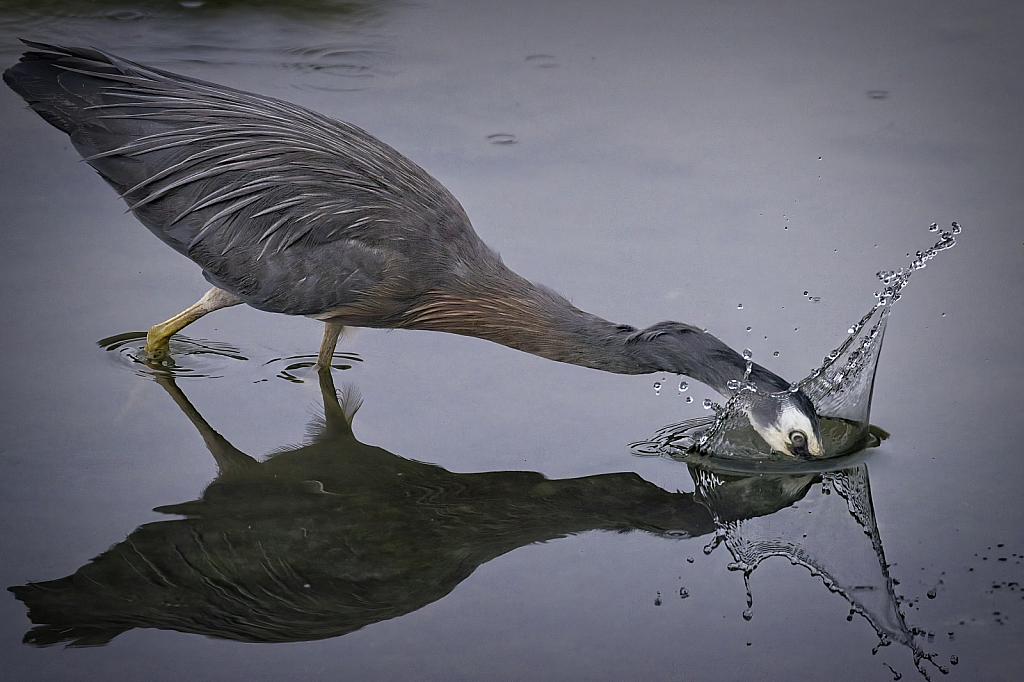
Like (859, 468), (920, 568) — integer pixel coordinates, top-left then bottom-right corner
(678, 381), (688, 393)
(634, 223), (960, 462)
(653, 381), (662, 395)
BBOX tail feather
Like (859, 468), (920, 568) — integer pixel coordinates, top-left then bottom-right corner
(4, 41), (123, 135)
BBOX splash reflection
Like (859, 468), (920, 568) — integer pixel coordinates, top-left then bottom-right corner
(692, 461), (946, 679)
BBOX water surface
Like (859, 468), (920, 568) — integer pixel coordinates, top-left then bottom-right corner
(1, 1), (1022, 681)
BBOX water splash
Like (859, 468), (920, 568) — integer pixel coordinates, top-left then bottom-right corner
(634, 225), (959, 462)
(691, 463), (948, 680)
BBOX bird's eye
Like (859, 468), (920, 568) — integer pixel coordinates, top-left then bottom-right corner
(789, 430), (806, 447)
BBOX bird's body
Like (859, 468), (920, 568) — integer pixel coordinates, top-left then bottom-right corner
(4, 42), (823, 458)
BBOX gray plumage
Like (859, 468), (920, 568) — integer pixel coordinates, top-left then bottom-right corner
(3, 42), (822, 457)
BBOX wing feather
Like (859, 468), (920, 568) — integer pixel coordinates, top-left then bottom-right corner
(8, 46), (466, 250)
(5, 42), (494, 318)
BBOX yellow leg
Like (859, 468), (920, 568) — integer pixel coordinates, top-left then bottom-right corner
(316, 320), (345, 371)
(145, 287), (243, 360)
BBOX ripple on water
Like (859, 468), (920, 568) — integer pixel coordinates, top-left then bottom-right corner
(263, 353), (362, 383)
(99, 333), (362, 382)
(487, 133), (517, 145)
(98, 332), (247, 379)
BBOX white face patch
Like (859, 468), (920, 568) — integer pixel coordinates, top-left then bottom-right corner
(747, 401), (824, 458)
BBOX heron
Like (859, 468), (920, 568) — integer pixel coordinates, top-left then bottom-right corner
(3, 42), (823, 458)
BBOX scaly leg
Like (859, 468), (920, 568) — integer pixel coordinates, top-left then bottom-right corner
(145, 287), (243, 360)
(316, 320), (345, 371)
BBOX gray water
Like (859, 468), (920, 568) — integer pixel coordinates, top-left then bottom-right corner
(1, 1), (1022, 680)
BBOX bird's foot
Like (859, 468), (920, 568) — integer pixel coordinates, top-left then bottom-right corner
(312, 360), (335, 377)
(144, 329), (172, 362)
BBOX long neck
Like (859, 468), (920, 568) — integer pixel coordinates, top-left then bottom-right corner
(398, 270), (772, 396)
(399, 272), (644, 373)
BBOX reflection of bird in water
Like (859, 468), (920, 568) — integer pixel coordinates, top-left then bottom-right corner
(3, 42), (820, 457)
(9, 371), (717, 646)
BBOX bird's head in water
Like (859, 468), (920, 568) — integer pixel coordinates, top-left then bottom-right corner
(627, 322), (824, 458)
(741, 389), (824, 459)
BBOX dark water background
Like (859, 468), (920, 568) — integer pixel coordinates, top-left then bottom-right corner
(0, 1), (1021, 680)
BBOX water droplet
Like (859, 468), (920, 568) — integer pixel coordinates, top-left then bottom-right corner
(951, 221), (961, 233)
(927, 588), (937, 599)
(773, 351), (780, 357)
(679, 588), (690, 599)
(818, 156), (822, 160)
(653, 381), (662, 395)
(686, 556), (694, 563)
(678, 381), (688, 392)
(794, 327), (799, 332)
(742, 348), (753, 360)
(746, 326), (752, 331)
(929, 222), (939, 232)
(702, 398), (713, 409)
(737, 303), (744, 309)
(941, 312), (946, 317)
(742, 608), (753, 620)
(803, 290), (809, 296)
(654, 593), (662, 606)
(685, 396), (693, 403)
(950, 655), (958, 665)
(727, 379), (741, 391)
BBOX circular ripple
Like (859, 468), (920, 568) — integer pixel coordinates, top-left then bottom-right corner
(98, 332), (248, 379)
(263, 352), (362, 383)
